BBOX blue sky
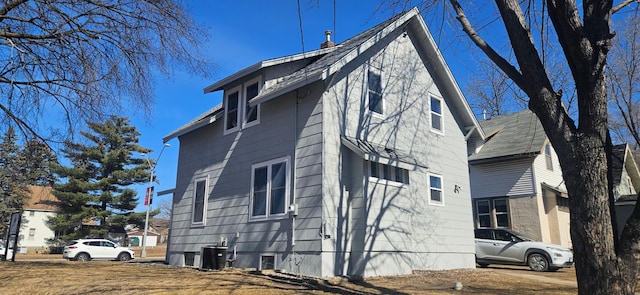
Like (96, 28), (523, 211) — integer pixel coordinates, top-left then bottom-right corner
(129, 1), (481, 212)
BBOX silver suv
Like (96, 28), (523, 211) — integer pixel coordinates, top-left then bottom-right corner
(475, 228), (573, 272)
(63, 239), (135, 261)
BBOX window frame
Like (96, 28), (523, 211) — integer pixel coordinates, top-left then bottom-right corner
(474, 197), (510, 228)
(430, 95), (444, 134)
(243, 76), (262, 128)
(428, 173), (444, 206)
(224, 85), (242, 134)
(544, 143), (553, 170)
(249, 156), (291, 221)
(224, 77), (263, 135)
(366, 66), (384, 117)
(368, 161), (410, 185)
(191, 177), (209, 227)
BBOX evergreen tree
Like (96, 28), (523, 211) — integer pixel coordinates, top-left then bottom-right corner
(19, 140), (57, 186)
(0, 127), (29, 234)
(49, 116), (151, 240)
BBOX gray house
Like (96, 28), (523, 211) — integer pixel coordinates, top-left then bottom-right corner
(163, 8), (483, 278)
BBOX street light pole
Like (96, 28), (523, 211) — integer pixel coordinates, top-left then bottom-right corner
(141, 143), (170, 258)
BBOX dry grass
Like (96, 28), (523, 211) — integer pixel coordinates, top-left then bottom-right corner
(0, 257), (581, 295)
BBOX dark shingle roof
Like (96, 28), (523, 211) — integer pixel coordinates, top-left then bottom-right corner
(469, 110), (547, 162)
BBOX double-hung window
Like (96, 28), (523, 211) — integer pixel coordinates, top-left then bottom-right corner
(428, 174), (444, 205)
(430, 95), (444, 133)
(192, 178), (208, 226)
(367, 68), (383, 115)
(224, 77), (262, 133)
(250, 157), (290, 220)
(475, 198), (510, 228)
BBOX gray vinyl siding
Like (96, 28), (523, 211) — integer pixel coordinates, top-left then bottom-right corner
(321, 27), (475, 277)
(169, 77), (324, 272)
(469, 158), (536, 199)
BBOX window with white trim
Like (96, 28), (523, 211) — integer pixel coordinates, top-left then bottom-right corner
(369, 161), (409, 184)
(224, 77), (262, 133)
(430, 95), (444, 133)
(224, 86), (241, 132)
(192, 178), (207, 225)
(250, 157), (290, 220)
(475, 198), (510, 228)
(367, 68), (383, 115)
(544, 143), (553, 170)
(428, 174), (444, 205)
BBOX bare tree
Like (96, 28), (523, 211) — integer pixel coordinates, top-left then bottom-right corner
(378, 0), (640, 293)
(609, 10), (640, 149)
(467, 60), (527, 117)
(0, 0), (211, 143)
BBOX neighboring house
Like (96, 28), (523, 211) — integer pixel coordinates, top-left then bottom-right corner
(21, 186), (57, 253)
(469, 110), (640, 249)
(468, 110), (572, 248)
(164, 8), (483, 278)
(612, 144), (640, 236)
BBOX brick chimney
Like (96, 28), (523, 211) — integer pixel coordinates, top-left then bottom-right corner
(320, 30), (335, 49)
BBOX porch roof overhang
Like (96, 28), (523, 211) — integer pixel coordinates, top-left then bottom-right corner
(341, 136), (427, 170)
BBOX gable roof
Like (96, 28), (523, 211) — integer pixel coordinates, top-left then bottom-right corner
(25, 185), (57, 211)
(611, 144), (640, 191)
(164, 7), (483, 142)
(469, 110), (547, 163)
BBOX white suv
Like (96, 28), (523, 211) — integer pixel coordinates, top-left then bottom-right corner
(475, 228), (573, 271)
(63, 239), (135, 261)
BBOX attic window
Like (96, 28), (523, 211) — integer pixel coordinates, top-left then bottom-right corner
(367, 68), (383, 115)
(224, 77), (262, 134)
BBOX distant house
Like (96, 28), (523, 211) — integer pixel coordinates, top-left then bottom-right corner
(469, 110), (640, 249)
(21, 186), (57, 253)
(164, 8), (483, 278)
(611, 144), (640, 236)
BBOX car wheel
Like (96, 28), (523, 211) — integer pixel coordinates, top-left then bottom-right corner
(527, 253), (549, 272)
(478, 263), (489, 268)
(117, 253), (131, 261)
(76, 253), (90, 262)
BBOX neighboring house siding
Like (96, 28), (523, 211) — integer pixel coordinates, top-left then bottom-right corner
(469, 159), (536, 198)
(20, 210), (55, 252)
(322, 29), (474, 277)
(615, 168), (637, 198)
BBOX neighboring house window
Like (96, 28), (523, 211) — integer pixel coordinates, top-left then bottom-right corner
(430, 95), (444, 133)
(28, 228), (35, 240)
(367, 68), (383, 115)
(545, 143), (553, 170)
(369, 161), (410, 185)
(557, 195), (569, 211)
(225, 87), (241, 132)
(475, 198), (510, 228)
(428, 174), (444, 205)
(192, 178), (208, 226)
(29, 211), (35, 216)
(250, 157), (290, 220)
(225, 77), (262, 134)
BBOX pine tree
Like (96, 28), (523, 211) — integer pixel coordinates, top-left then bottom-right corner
(20, 140), (57, 186)
(49, 116), (151, 240)
(0, 127), (29, 234)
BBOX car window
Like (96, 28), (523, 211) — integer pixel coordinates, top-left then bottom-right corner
(65, 241), (79, 246)
(86, 241), (101, 246)
(494, 230), (512, 241)
(102, 241), (115, 247)
(475, 229), (493, 240)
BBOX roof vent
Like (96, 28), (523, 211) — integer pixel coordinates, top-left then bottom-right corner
(320, 30), (335, 49)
